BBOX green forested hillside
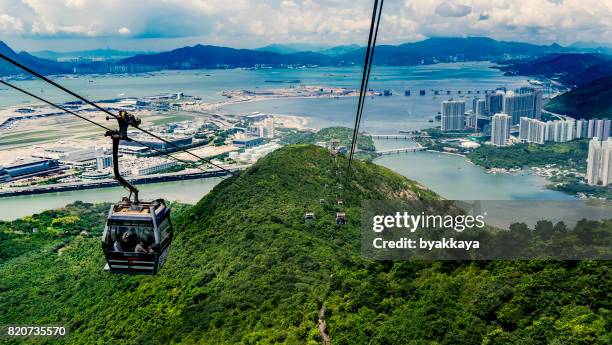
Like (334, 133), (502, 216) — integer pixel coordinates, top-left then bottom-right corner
(467, 140), (589, 170)
(0, 145), (610, 344)
(281, 126), (375, 150)
(281, 127), (376, 160)
(544, 76), (612, 119)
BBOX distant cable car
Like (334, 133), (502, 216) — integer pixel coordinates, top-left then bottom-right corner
(336, 212), (347, 225)
(100, 111), (173, 274)
(305, 212), (315, 223)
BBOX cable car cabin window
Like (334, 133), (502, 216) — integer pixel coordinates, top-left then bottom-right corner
(107, 222), (155, 253)
(158, 218), (172, 242)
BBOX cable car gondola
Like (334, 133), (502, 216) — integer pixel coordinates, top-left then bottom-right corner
(101, 111), (173, 274)
(305, 212), (315, 223)
(0, 54), (244, 274)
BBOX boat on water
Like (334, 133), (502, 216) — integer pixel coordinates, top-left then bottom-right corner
(264, 79), (301, 83)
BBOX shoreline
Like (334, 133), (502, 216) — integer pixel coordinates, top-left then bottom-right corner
(424, 149), (467, 158)
(0, 168), (241, 198)
(374, 144), (582, 200)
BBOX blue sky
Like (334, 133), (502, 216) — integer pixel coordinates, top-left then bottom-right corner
(0, 0), (610, 52)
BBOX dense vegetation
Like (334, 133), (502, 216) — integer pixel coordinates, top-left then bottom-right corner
(548, 175), (612, 199)
(466, 140), (612, 198)
(0, 145), (610, 344)
(544, 76), (612, 119)
(0, 202), (109, 264)
(467, 140), (589, 170)
(281, 126), (376, 160)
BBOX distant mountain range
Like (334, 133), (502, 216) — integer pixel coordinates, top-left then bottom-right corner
(338, 37), (577, 65)
(0, 37), (609, 82)
(568, 41), (612, 54)
(118, 44), (329, 69)
(29, 49), (149, 61)
(256, 43), (362, 56)
(498, 53), (612, 86)
(119, 37), (577, 68)
(0, 41), (70, 76)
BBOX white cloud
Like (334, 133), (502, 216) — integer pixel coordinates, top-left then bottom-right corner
(435, 1), (472, 18)
(64, 0), (86, 9)
(0, 0), (609, 50)
(0, 14), (23, 32)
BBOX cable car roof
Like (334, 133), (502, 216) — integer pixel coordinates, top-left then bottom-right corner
(108, 200), (170, 222)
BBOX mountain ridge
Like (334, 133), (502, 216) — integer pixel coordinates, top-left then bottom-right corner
(0, 41), (70, 76)
(0, 37), (594, 76)
(117, 37), (578, 69)
(498, 53), (612, 85)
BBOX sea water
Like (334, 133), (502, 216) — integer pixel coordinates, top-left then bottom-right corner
(0, 62), (574, 220)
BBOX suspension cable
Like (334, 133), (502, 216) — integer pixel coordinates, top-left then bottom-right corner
(347, 0), (384, 173)
(0, 52), (239, 177)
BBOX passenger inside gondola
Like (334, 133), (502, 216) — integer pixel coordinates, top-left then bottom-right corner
(135, 240), (153, 254)
(125, 231), (137, 252)
(112, 229), (134, 252)
(109, 225), (160, 254)
(113, 236), (124, 252)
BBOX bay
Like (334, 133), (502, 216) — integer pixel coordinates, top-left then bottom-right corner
(0, 62), (576, 220)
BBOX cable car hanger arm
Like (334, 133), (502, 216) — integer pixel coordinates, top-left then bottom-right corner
(106, 111), (141, 204)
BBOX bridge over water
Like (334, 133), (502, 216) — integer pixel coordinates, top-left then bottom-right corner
(376, 143), (425, 155)
(368, 133), (430, 140)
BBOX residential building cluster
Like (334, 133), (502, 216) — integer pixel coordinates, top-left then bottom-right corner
(587, 138), (612, 186)
(491, 113), (511, 146)
(441, 87), (542, 132)
(502, 87), (542, 124)
(520, 118), (611, 144)
(440, 100), (466, 131)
